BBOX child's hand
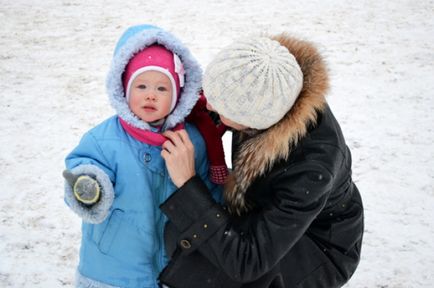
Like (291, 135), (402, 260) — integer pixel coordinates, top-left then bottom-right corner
(63, 170), (101, 205)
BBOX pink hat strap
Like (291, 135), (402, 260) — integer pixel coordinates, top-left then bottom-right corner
(174, 53), (185, 88)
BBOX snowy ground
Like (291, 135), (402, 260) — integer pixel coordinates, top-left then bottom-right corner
(1, 0), (433, 287)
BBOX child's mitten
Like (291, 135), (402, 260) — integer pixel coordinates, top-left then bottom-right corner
(63, 170), (101, 205)
(187, 93), (229, 184)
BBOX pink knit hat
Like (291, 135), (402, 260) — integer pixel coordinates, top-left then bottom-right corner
(122, 45), (185, 112)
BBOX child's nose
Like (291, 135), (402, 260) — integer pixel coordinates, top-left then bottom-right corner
(145, 91), (156, 101)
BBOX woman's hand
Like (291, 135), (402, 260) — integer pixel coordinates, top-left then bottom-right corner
(161, 130), (196, 188)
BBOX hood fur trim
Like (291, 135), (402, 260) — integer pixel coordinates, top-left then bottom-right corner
(225, 34), (329, 215)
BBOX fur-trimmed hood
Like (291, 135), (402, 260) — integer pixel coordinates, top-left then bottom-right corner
(106, 24), (202, 131)
(225, 34), (330, 214)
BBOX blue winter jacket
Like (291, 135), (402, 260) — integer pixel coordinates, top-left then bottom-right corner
(64, 25), (220, 288)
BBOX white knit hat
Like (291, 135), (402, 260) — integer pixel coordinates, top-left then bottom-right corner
(203, 37), (303, 130)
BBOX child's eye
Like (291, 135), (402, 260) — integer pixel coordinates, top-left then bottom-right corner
(157, 86), (168, 92)
(137, 84), (147, 89)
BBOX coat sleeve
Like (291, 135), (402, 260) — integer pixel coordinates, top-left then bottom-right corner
(160, 160), (334, 283)
(64, 131), (115, 224)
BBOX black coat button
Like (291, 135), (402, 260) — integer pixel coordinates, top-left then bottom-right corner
(180, 239), (191, 249)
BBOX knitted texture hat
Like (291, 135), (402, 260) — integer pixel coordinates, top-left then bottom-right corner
(123, 44), (185, 112)
(203, 37), (303, 130)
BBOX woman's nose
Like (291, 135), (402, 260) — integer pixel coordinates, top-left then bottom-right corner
(206, 102), (214, 112)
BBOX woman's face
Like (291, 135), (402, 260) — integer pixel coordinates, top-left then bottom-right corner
(206, 102), (248, 131)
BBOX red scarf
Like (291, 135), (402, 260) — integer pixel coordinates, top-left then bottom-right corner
(119, 117), (184, 146)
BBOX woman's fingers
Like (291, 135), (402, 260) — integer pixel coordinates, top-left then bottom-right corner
(162, 139), (176, 153)
(161, 149), (170, 161)
(175, 130), (194, 152)
(177, 130), (193, 147)
(163, 130), (185, 146)
(163, 130), (194, 153)
(161, 129), (196, 188)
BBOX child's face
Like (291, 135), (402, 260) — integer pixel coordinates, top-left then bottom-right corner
(129, 71), (173, 123)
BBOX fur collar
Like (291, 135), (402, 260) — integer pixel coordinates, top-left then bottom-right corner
(225, 34), (330, 215)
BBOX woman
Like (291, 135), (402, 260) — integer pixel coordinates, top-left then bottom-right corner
(159, 34), (364, 288)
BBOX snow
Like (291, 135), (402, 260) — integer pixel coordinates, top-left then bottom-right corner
(1, 0), (433, 287)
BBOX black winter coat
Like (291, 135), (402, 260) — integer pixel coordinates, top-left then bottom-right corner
(159, 35), (364, 288)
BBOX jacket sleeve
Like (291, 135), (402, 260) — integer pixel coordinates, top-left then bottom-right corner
(160, 161), (334, 283)
(64, 131), (115, 224)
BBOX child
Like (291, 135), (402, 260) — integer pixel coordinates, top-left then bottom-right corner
(63, 24), (221, 288)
